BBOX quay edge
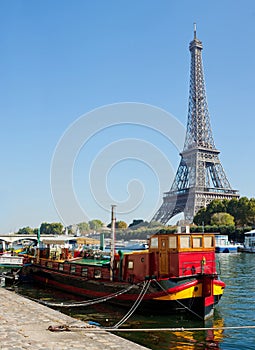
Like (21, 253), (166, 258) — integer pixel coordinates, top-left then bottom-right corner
(0, 287), (149, 350)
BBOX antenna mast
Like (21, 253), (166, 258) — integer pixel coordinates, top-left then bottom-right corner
(194, 22), (197, 39)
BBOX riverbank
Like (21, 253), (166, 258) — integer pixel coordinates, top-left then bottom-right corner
(0, 287), (149, 350)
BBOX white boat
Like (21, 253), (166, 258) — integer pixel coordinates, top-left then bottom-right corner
(215, 235), (243, 253)
(0, 253), (25, 267)
(238, 230), (255, 253)
(0, 253), (25, 287)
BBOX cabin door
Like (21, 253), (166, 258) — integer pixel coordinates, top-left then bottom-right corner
(159, 237), (169, 275)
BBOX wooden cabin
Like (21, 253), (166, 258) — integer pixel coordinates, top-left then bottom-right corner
(117, 232), (216, 283)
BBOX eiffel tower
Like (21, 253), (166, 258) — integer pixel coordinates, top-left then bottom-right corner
(153, 25), (239, 224)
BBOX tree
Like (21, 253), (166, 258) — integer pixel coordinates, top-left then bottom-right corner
(211, 212), (235, 226)
(77, 222), (90, 233)
(248, 198), (255, 226)
(227, 198), (239, 221)
(40, 222), (64, 235)
(236, 197), (250, 226)
(207, 199), (227, 216)
(194, 197), (255, 227)
(89, 219), (104, 231)
(116, 221), (127, 229)
(193, 207), (210, 225)
(17, 226), (34, 235)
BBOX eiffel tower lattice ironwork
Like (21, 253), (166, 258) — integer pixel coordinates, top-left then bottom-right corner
(153, 25), (239, 224)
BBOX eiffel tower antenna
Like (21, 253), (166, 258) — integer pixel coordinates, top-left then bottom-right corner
(194, 22), (197, 39)
(152, 25), (239, 224)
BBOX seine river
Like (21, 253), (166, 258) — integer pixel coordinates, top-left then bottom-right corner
(12, 253), (255, 349)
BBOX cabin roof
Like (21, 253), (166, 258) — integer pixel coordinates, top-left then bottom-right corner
(153, 230), (216, 236)
(41, 236), (77, 245)
(71, 258), (110, 266)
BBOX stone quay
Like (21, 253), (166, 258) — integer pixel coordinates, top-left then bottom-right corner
(0, 287), (149, 350)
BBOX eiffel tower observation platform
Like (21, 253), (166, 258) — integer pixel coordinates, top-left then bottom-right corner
(153, 24), (239, 224)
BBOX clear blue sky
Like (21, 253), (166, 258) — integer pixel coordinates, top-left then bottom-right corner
(1, 1), (255, 233)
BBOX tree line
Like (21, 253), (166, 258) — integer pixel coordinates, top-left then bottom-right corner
(16, 219), (164, 239)
(193, 197), (255, 227)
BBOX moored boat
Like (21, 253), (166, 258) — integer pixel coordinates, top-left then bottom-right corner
(24, 229), (225, 320)
(0, 252), (31, 286)
(215, 234), (243, 253)
(238, 229), (255, 253)
(0, 253), (25, 268)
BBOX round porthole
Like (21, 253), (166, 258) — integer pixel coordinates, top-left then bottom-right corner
(194, 286), (198, 292)
(141, 257), (145, 263)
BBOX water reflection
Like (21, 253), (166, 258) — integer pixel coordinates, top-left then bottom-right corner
(170, 318), (224, 349)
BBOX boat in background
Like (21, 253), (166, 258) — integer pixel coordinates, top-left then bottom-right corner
(215, 235), (243, 253)
(0, 252), (25, 268)
(238, 230), (255, 253)
(105, 240), (149, 251)
(0, 252), (31, 286)
(124, 241), (148, 250)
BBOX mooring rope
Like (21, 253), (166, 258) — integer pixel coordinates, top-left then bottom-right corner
(48, 324), (255, 332)
(113, 280), (151, 328)
(106, 325), (255, 332)
(27, 284), (136, 308)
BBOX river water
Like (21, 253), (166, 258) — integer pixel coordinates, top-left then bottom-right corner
(10, 253), (255, 349)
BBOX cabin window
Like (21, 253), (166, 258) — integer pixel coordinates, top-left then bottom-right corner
(204, 236), (213, 248)
(193, 237), (202, 248)
(169, 236), (177, 249)
(128, 260), (134, 269)
(180, 235), (191, 248)
(94, 270), (101, 279)
(70, 265), (76, 274)
(59, 264), (64, 271)
(81, 267), (88, 277)
(47, 262), (53, 268)
(150, 237), (158, 248)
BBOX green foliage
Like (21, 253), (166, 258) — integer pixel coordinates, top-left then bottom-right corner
(33, 228), (40, 235)
(89, 219), (104, 231)
(193, 208), (210, 225)
(227, 198), (239, 221)
(248, 198), (255, 225)
(103, 223), (167, 241)
(211, 212), (235, 226)
(207, 199), (227, 215)
(17, 226), (34, 235)
(77, 222), (90, 233)
(194, 197), (255, 228)
(218, 225), (235, 235)
(116, 221), (127, 229)
(194, 200), (228, 225)
(40, 222), (64, 235)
